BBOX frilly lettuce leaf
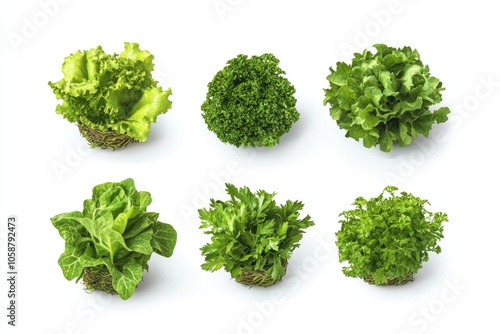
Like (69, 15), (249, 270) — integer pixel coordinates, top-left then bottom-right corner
(117, 87), (173, 142)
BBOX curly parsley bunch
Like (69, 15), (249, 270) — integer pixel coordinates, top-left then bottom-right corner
(336, 186), (448, 286)
(201, 53), (300, 148)
(324, 44), (450, 152)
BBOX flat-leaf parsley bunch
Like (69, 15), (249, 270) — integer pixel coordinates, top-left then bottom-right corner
(199, 184), (314, 286)
(324, 44), (450, 152)
(201, 53), (300, 148)
(51, 178), (177, 300)
(336, 186), (448, 285)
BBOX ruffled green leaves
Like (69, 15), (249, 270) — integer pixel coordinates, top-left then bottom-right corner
(51, 178), (177, 300)
(201, 54), (300, 148)
(199, 184), (314, 286)
(48, 42), (172, 145)
(335, 186), (448, 285)
(324, 44), (450, 152)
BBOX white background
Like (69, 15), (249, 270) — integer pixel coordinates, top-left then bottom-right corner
(1, 0), (499, 333)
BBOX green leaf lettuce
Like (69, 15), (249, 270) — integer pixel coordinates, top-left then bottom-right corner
(324, 44), (450, 152)
(49, 42), (172, 144)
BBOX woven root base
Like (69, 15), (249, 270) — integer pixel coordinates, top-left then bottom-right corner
(82, 267), (117, 295)
(77, 122), (137, 150)
(234, 261), (288, 287)
(363, 271), (415, 286)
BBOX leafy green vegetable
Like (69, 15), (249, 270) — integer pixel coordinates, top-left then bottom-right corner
(201, 53), (300, 148)
(51, 178), (177, 300)
(48, 42), (172, 149)
(324, 44), (450, 152)
(335, 186), (448, 285)
(199, 184), (314, 286)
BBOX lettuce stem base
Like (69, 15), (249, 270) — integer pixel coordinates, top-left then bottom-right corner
(82, 266), (117, 295)
(234, 260), (288, 287)
(77, 122), (137, 150)
(363, 271), (415, 286)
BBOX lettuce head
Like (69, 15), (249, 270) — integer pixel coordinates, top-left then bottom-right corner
(48, 42), (172, 147)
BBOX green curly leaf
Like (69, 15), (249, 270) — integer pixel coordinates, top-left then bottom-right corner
(201, 54), (300, 148)
(335, 186), (448, 285)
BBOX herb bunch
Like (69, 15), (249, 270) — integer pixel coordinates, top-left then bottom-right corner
(336, 186), (448, 285)
(201, 53), (300, 148)
(199, 184), (314, 286)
